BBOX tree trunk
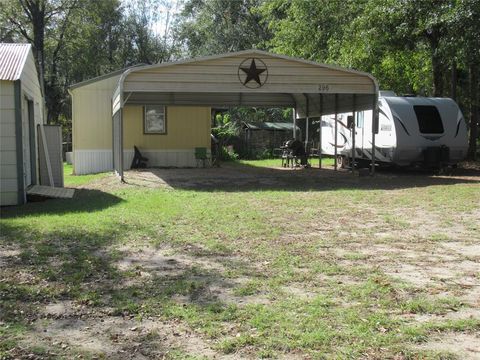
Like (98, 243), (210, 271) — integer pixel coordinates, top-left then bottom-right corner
(468, 63), (478, 160)
(428, 32), (443, 97)
(28, 2), (46, 102)
(451, 60), (457, 101)
(431, 51), (443, 96)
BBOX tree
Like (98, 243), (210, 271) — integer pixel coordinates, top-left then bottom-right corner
(1, 0), (80, 122)
(174, 0), (270, 57)
(259, 0), (479, 156)
(119, 0), (176, 65)
(451, 0), (480, 159)
(0, 0), (179, 125)
(259, 0), (363, 62)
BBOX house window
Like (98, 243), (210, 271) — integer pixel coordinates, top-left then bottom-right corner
(144, 105), (166, 134)
(414, 105), (444, 134)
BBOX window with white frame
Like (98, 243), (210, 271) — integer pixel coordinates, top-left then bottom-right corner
(144, 105), (166, 134)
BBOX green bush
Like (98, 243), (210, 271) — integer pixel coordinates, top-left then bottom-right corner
(220, 146), (239, 161)
(245, 148), (276, 160)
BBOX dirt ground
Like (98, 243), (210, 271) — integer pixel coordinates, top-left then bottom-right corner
(2, 162), (479, 359)
(86, 161), (480, 192)
(74, 163), (480, 357)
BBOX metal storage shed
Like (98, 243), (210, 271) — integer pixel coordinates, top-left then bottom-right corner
(0, 43), (44, 205)
(242, 121), (301, 156)
(111, 49), (379, 179)
(0, 43), (66, 206)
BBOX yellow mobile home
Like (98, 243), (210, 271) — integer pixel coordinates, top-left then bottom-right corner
(70, 71), (211, 174)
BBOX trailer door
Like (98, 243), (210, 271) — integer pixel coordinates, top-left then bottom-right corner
(355, 111), (365, 157)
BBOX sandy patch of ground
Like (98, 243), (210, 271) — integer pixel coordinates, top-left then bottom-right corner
(115, 246), (274, 308)
(403, 307), (480, 323)
(0, 246), (21, 267)
(23, 316), (227, 359)
(414, 332), (480, 359)
(443, 242), (480, 257)
(326, 239), (479, 292)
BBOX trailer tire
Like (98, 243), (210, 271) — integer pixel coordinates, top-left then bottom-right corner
(337, 155), (347, 169)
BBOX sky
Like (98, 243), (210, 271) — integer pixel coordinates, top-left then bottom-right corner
(122, 0), (182, 37)
(151, 0), (181, 37)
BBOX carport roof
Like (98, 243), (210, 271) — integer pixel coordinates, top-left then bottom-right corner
(112, 49), (378, 117)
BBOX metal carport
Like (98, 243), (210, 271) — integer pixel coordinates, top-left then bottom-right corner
(111, 49), (379, 180)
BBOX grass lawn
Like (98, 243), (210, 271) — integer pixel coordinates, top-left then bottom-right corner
(63, 163), (109, 186)
(1, 161), (479, 359)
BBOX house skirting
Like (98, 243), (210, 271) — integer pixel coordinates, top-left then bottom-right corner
(73, 149), (209, 175)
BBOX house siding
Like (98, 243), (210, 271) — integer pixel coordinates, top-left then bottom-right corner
(72, 76), (211, 174)
(0, 80), (18, 205)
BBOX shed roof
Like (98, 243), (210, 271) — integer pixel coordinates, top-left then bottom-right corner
(243, 121), (299, 131)
(0, 43), (31, 81)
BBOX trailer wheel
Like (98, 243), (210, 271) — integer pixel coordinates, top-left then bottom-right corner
(337, 155), (347, 169)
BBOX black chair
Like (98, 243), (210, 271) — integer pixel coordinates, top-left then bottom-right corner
(131, 146), (149, 169)
(281, 140), (309, 168)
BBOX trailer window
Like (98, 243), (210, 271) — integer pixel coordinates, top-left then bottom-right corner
(356, 112), (364, 128)
(380, 123), (392, 132)
(414, 105), (444, 134)
(320, 120), (332, 127)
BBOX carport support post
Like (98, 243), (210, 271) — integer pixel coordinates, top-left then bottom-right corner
(292, 106), (297, 140)
(318, 94), (323, 168)
(352, 94), (356, 172)
(334, 93), (338, 170)
(304, 94), (309, 150)
(371, 94), (378, 175)
(120, 109), (124, 181)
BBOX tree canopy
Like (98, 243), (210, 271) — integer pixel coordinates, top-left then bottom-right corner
(1, 0), (478, 157)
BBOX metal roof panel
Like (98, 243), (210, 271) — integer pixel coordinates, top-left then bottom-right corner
(243, 121), (299, 131)
(0, 43), (31, 81)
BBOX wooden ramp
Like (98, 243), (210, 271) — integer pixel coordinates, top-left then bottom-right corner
(27, 185), (75, 199)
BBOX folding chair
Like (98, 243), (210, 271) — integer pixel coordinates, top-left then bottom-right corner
(131, 146), (149, 169)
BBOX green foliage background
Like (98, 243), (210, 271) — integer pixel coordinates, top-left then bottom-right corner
(1, 0), (478, 156)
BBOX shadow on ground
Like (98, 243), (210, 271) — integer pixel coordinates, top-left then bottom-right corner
(122, 162), (480, 192)
(0, 210), (255, 358)
(0, 219), (248, 358)
(0, 188), (124, 218)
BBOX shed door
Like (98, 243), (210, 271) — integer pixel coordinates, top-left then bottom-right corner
(22, 98), (32, 187)
(22, 99), (36, 187)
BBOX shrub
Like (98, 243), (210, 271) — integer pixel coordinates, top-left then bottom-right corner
(220, 146), (239, 161)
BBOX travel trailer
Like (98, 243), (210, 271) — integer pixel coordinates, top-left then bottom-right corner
(319, 92), (468, 168)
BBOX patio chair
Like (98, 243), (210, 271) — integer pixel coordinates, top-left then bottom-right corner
(131, 145), (149, 169)
(195, 147), (209, 167)
(281, 140), (309, 168)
